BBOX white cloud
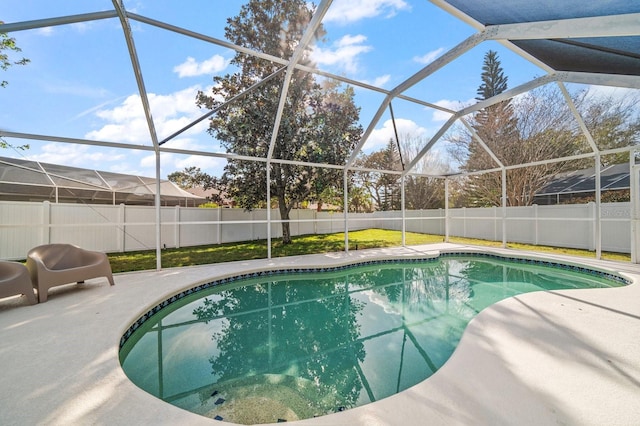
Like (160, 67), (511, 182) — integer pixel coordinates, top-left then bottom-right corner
(70, 22), (92, 33)
(413, 47), (445, 65)
(431, 98), (474, 121)
(374, 75), (391, 87)
(139, 150), (225, 178)
(72, 96), (128, 121)
(36, 27), (54, 36)
(85, 85), (209, 143)
(82, 86), (226, 177)
(311, 34), (372, 74)
(173, 55), (230, 78)
(366, 118), (428, 151)
(362, 74), (391, 88)
(324, 0), (410, 24)
(30, 143), (126, 169)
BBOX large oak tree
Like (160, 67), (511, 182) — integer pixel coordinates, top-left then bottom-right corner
(196, 0), (362, 243)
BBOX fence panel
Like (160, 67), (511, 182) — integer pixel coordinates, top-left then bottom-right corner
(317, 212), (347, 234)
(0, 201), (45, 259)
(535, 204), (593, 250)
(405, 209), (444, 235)
(219, 209), (257, 243)
(177, 207), (220, 247)
(0, 200), (633, 260)
(50, 203), (121, 252)
(505, 206), (535, 245)
(448, 207), (500, 241)
(122, 206), (153, 251)
(602, 202), (630, 253)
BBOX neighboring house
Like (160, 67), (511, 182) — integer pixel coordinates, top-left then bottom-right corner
(533, 163), (631, 205)
(0, 156), (204, 206)
(184, 186), (235, 208)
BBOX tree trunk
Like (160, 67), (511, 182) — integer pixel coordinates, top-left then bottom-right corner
(278, 198), (292, 244)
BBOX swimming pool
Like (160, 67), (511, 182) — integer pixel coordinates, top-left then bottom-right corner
(119, 253), (627, 425)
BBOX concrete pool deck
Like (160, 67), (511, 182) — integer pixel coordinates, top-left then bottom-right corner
(1, 243), (639, 426)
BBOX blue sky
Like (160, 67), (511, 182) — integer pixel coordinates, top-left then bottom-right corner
(1, 0), (548, 178)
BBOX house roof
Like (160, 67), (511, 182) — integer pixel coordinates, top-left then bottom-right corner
(0, 156), (203, 206)
(536, 162), (630, 197)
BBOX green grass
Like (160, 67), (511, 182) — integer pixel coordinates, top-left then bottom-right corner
(447, 236), (631, 262)
(106, 229), (630, 273)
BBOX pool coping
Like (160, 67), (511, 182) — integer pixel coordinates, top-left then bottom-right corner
(1, 243), (640, 425)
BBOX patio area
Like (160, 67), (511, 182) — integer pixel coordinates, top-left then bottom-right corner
(1, 243), (639, 426)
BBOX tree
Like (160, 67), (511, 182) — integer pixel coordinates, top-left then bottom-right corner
(450, 52), (576, 207)
(196, 0), (362, 243)
(504, 85), (587, 205)
(356, 139), (402, 211)
(350, 186), (374, 212)
(460, 50), (520, 206)
(476, 50), (508, 101)
(580, 91), (640, 166)
(1, 21), (29, 88)
(401, 133), (447, 210)
(1, 21), (29, 150)
(450, 52), (640, 207)
(168, 166), (213, 190)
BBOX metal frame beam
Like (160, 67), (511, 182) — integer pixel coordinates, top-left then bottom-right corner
(488, 13), (640, 40)
(264, 0), (333, 258)
(114, 0), (162, 270)
(159, 67), (287, 145)
(557, 72), (640, 90)
(0, 11), (117, 32)
(346, 31), (489, 168)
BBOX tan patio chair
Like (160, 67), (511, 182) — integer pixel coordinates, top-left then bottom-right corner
(26, 244), (115, 303)
(0, 260), (37, 305)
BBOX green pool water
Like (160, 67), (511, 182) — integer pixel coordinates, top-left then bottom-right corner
(119, 255), (625, 424)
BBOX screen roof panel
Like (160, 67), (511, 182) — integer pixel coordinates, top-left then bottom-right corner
(445, 0), (640, 78)
(446, 0), (638, 25)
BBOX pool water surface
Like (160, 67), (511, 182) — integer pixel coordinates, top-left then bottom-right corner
(119, 254), (626, 424)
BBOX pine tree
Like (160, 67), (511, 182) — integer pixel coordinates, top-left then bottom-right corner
(357, 139), (402, 211)
(476, 50), (508, 101)
(463, 50), (519, 206)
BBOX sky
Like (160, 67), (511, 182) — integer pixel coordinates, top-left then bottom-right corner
(0, 0), (551, 179)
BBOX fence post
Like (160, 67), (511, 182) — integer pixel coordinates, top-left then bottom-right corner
(314, 209), (317, 235)
(118, 203), (126, 252)
(217, 207), (222, 245)
(463, 207), (466, 238)
(589, 202), (596, 251)
(41, 201), (51, 245)
(174, 205), (180, 248)
(444, 179), (449, 242)
(534, 204), (539, 246)
(493, 206), (497, 241)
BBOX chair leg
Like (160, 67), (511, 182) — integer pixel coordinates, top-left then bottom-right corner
(37, 289), (47, 303)
(24, 289), (37, 305)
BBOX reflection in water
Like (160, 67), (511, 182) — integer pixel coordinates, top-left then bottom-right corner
(120, 256), (622, 424)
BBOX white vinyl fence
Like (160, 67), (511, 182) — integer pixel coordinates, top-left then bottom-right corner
(0, 200), (630, 260)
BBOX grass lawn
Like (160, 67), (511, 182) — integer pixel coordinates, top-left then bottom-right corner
(106, 229), (630, 273)
(107, 229), (443, 272)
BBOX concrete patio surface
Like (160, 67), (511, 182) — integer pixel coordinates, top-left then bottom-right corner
(1, 244), (639, 426)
